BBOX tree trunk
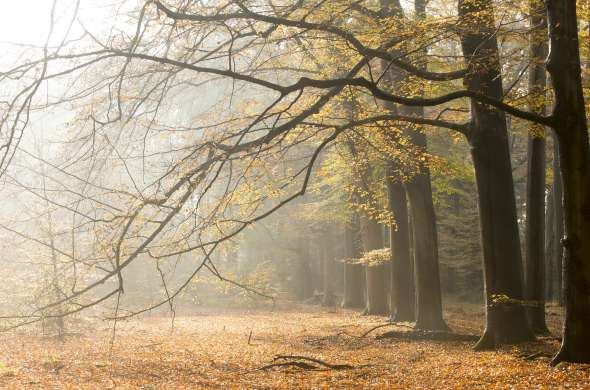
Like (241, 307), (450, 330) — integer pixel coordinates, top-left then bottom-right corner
(525, 135), (548, 332)
(544, 186), (555, 301)
(459, 0), (534, 349)
(295, 239), (314, 301)
(408, 202), (416, 316)
(361, 214), (389, 315)
(405, 165), (447, 330)
(552, 134), (564, 305)
(545, 137), (565, 304)
(386, 167), (414, 322)
(524, 1), (549, 334)
(545, 0), (590, 365)
(342, 210), (365, 309)
(311, 243), (323, 300)
(405, 0), (446, 331)
(377, 0), (446, 330)
(321, 232), (336, 306)
(345, 137), (388, 315)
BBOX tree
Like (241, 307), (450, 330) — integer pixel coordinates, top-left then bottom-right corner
(321, 228), (337, 306)
(359, 176), (389, 316)
(545, 0), (590, 365)
(379, 0), (446, 330)
(342, 202), (365, 309)
(524, 0), (549, 335)
(545, 139), (564, 304)
(458, 0), (534, 349)
(386, 166), (414, 321)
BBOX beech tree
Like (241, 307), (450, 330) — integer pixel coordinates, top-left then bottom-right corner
(386, 168), (414, 322)
(524, 0), (549, 335)
(379, 0), (446, 331)
(544, 0), (590, 365)
(458, 0), (534, 349)
(341, 205), (365, 309)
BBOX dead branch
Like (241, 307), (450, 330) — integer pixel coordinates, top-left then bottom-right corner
(376, 330), (480, 342)
(258, 361), (318, 371)
(361, 322), (414, 338)
(256, 355), (370, 371)
(518, 351), (553, 361)
(274, 355), (355, 370)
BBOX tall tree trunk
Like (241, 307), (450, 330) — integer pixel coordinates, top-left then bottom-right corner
(386, 166), (414, 322)
(545, 137), (565, 304)
(311, 242), (323, 300)
(322, 232), (336, 306)
(407, 0), (446, 331)
(408, 202), (416, 316)
(545, 0), (590, 365)
(41, 172), (64, 339)
(459, 0), (534, 349)
(345, 137), (388, 315)
(405, 159), (447, 330)
(544, 186), (555, 301)
(48, 216), (65, 340)
(342, 209), (365, 308)
(378, 0), (446, 330)
(552, 135), (564, 305)
(361, 214), (389, 315)
(295, 238), (314, 301)
(524, 0), (549, 334)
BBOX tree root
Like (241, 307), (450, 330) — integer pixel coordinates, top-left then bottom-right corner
(550, 348), (568, 367)
(257, 355), (370, 371)
(376, 330), (480, 342)
(414, 318), (450, 333)
(549, 346), (590, 366)
(473, 328), (536, 351)
(473, 330), (496, 351)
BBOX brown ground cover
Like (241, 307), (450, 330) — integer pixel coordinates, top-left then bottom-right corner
(0, 303), (588, 389)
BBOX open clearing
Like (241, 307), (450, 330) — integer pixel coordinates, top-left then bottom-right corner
(0, 304), (588, 389)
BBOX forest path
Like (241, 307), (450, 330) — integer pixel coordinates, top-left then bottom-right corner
(0, 303), (586, 388)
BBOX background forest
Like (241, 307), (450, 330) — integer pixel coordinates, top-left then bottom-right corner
(0, 0), (589, 387)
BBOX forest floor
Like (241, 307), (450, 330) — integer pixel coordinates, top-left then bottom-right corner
(0, 302), (589, 389)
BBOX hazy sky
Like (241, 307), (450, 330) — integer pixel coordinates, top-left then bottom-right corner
(0, 1), (54, 45)
(0, 0), (116, 48)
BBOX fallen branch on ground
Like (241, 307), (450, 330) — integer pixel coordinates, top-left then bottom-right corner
(376, 330), (480, 342)
(518, 351), (553, 361)
(361, 322), (414, 338)
(256, 355), (370, 371)
(258, 361), (319, 371)
(275, 355), (356, 369)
